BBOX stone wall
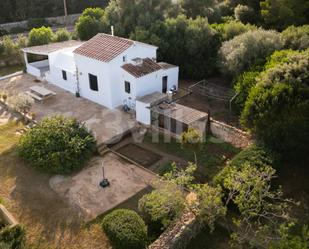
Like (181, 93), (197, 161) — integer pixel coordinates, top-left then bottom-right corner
(210, 119), (251, 148)
(0, 14), (81, 32)
(149, 210), (202, 249)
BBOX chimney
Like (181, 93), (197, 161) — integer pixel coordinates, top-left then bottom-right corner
(111, 26), (114, 36)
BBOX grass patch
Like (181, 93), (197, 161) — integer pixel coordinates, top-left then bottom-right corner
(144, 133), (240, 181)
(0, 65), (24, 77)
(0, 122), (23, 154)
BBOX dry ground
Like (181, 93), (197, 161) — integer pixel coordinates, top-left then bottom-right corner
(50, 153), (156, 221)
(0, 121), (111, 249)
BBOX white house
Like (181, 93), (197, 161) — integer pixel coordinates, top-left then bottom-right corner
(22, 33), (179, 111)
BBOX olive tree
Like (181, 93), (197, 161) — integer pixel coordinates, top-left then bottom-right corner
(234, 4), (255, 24)
(219, 29), (283, 77)
(281, 25), (309, 50)
(219, 164), (296, 248)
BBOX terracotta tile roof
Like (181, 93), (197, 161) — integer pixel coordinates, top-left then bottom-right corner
(74, 33), (134, 62)
(122, 58), (162, 78)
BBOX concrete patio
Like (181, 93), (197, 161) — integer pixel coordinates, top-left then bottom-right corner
(0, 74), (137, 145)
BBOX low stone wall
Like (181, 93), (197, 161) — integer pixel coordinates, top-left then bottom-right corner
(210, 119), (251, 148)
(0, 14), (81, 32)
(149, 210), (202, 249)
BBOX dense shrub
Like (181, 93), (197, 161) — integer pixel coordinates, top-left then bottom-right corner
(54, 28), (70, 42)
(6, 93), (34, 113)
(241, 49), (309, 161)
(212, 20), (256, 41)
(15, 35), (28, 49)
(28, 26), (53, 46)
(75, 8), (104, 40)
(281, 25), (309, 50)
(157, 162), (174, 176)
(102, 209), (148, 249)
(233, 70), (260, 111)
(230, 145), (274, 169)
(234, 4), (255, 24)
(0, 225), (25, 249)
(214, 145), (274, 186)
(17, 115), (96, 174)
(260, 0), (309, 30)
(219, 29), (283, 77)
(138, 183), (185, 229)
(1, 36), (17, 56)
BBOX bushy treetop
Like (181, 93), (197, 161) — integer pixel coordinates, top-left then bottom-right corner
(102, 209), (148, 249)
(18, 115), (96, 174)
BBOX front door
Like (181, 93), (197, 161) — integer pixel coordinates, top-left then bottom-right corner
(162, 76), (168, 93)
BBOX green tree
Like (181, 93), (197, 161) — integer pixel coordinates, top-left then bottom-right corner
(281, 25), (309, 50)
(54, 28), (70, 42)
(17, 115), (96, 174)
(269, 225), (309, 249)
(28, 26), (53, 46)
(260, 0), (309, 30)
(219, 29), (283, 77)
(102, 209), (148, 249)
(180, 128), (203, 164)
(234, 4), (255, 24)
(233, 69), (260, 111)
(219, 164), (295, 248)
(241, 49), (309, 161)
(102, 0), (180, 37)
(191, 184), (226, 232)
(138, 181), (186, 230)
(211, 20), (257, 41)
(75, 8), (104, 40)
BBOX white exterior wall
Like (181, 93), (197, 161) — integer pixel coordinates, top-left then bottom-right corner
(97, 42), (157, 109)
(162, 67), (179, 90)
(26, 60), (49, 77)
(46, 50), (77, 93)
(74, 53), (113, 108)
(136, 101), (151, 125)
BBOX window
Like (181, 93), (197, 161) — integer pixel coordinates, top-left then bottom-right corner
(62, 70), (67, 80)
(89, 73), (98, 91)
(125, 81), (131, 94)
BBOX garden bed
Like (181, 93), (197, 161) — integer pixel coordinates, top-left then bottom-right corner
(116, 143), (162, 168)
(143, 133), (240, 182)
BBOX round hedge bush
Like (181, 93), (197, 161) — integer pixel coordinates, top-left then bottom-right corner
(17, 115), (96, 174)
(102, 209), (148, 249)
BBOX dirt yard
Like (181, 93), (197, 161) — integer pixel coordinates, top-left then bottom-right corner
(50, 153), (156, 221)
(178, 78), (240, 128)
(0, 121), (111, 249)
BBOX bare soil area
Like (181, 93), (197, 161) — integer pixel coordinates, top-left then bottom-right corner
(178, 78), (240, 127)
(50, 153), (156, 221)
(116, 143), (162, 168)
(0, 122), (111, 249)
